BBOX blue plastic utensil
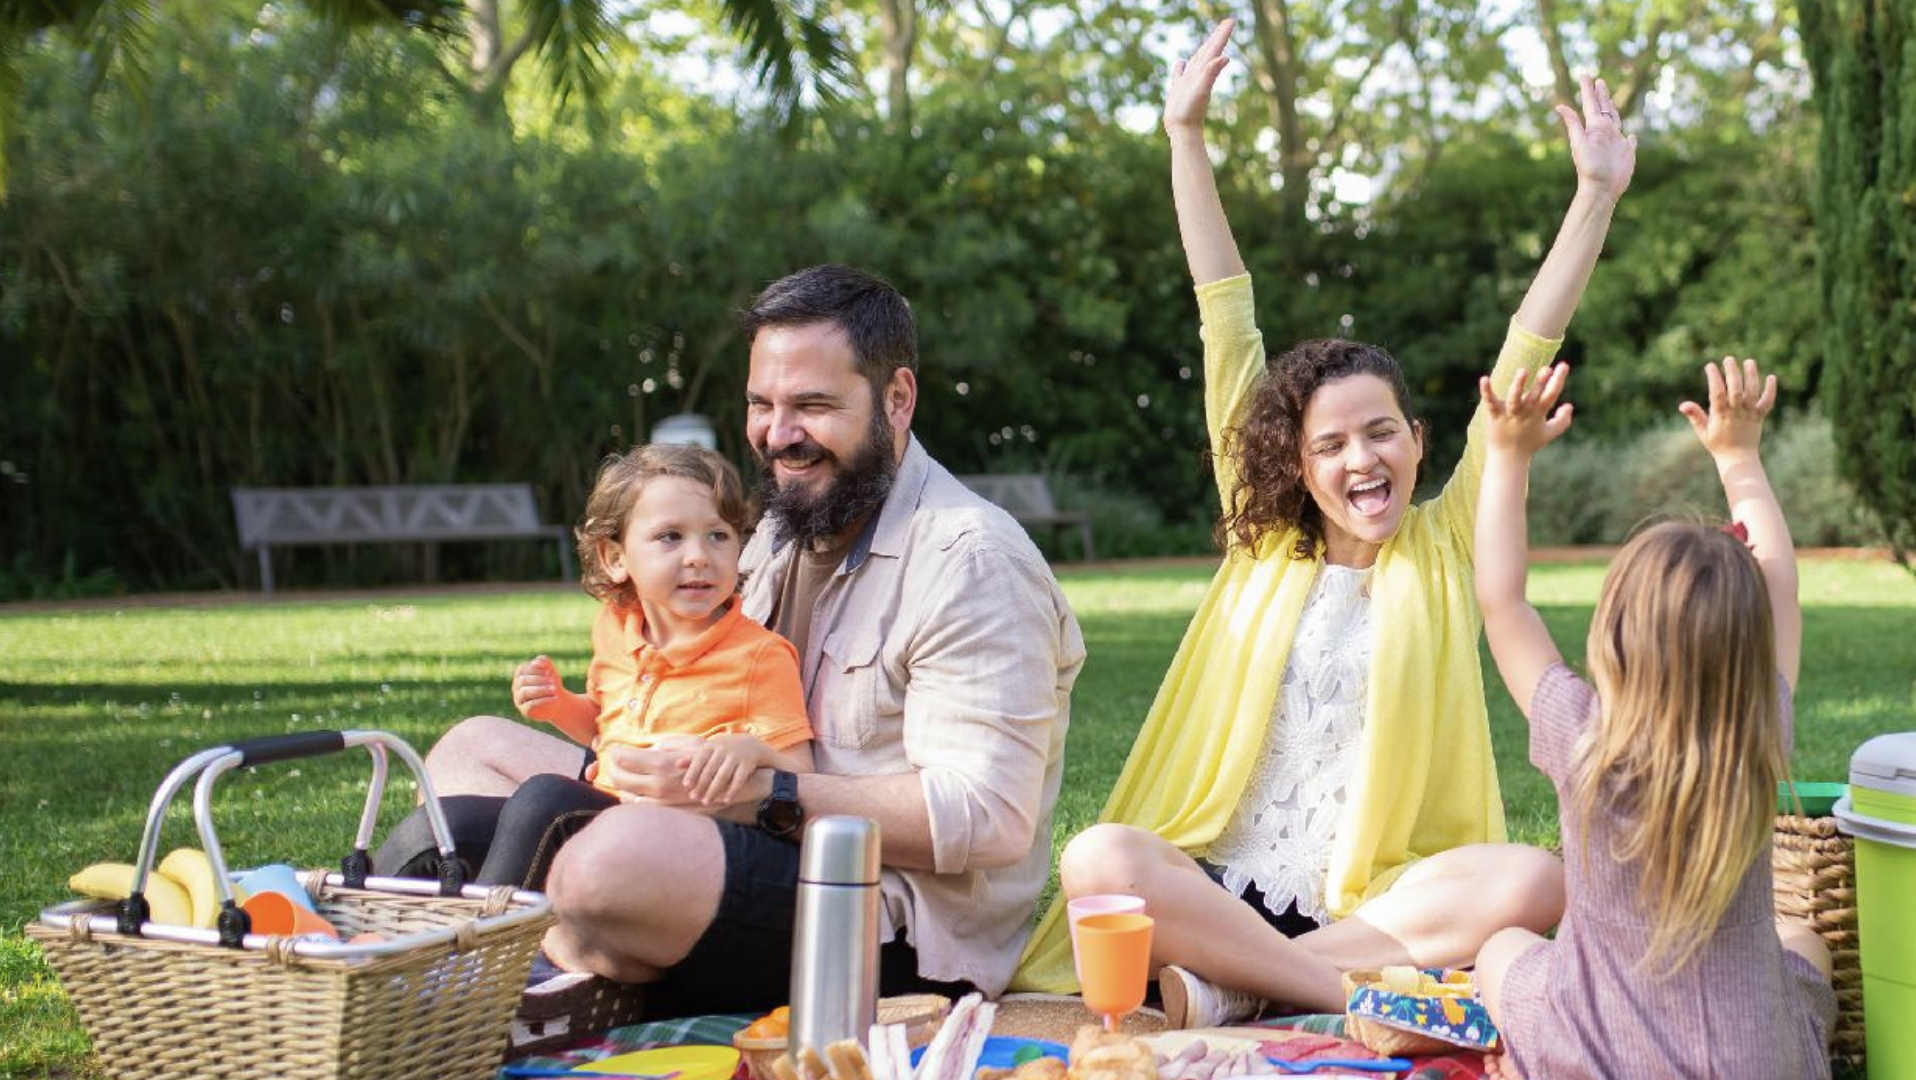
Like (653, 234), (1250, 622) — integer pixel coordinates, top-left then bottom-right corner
(1250, 1059), (1416, 1075)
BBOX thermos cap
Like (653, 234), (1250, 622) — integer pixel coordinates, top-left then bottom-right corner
(798, 815), (881, 885)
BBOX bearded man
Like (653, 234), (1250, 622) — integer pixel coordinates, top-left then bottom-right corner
(380, 265), (1084, 1025)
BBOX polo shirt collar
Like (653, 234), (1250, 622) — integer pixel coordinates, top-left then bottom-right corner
(621, 597), (743, 669)
(768, 433), (930, 574)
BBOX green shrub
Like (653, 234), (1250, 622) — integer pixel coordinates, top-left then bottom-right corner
(1527, 413), (1884, 547)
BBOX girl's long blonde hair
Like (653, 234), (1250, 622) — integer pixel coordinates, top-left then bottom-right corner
(1575, 521), (1787, 973)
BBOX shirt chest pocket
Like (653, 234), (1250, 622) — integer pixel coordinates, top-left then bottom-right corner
(814, 628), (900, 749)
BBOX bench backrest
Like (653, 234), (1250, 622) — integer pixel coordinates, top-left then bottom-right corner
(231, 485), (553, 547)
(956, 474), (1059, 518)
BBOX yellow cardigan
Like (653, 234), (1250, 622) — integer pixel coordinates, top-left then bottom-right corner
(1010, 274), (1560, 993)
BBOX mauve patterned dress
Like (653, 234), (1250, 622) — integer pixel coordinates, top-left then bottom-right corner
(1498, 664), (1836, 1080)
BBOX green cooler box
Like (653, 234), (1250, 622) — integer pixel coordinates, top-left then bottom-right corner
(1834, 732), (1916, 1080)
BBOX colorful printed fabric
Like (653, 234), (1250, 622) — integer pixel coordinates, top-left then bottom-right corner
(1345, 969), (1498, 1051)
(1253, 1015), (1494, 1080)
(499, 1012), (1492, 1080)
(496, 1014), (754, 1078)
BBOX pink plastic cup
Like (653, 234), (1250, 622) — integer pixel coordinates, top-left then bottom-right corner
(1067, 894), (1146, 983)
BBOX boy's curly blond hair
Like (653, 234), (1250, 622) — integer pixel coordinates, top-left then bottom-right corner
(575, 444), (752, 609)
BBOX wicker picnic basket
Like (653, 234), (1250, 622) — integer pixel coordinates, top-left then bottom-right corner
(29, 731), (553, 1080)
(1773, 811), (1864, 1066)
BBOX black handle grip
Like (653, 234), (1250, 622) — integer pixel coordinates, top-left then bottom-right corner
(230, 731), (348, 768)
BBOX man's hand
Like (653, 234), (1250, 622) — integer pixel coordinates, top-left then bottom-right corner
(1480, 363), (1574, 457)
(1164, 20), (1233, 136)
(1679, 355), (1777, 465)
(1558, 74), (1636, 203)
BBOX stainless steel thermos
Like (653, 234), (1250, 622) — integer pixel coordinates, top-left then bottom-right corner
(789, 815), (882, 1055)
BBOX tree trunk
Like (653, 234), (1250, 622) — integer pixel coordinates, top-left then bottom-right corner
(1247, 0), (1309, 226)
(1534, 0), (1579, 107)
(878, 0), (919, 133)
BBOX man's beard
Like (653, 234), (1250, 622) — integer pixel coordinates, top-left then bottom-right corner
(757, 408), (897, 548)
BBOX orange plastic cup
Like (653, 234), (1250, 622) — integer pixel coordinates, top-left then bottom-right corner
(1067, 895), (1146, 983)
(241, 890), (340, 938)
(1074, 912), (1153, 1032)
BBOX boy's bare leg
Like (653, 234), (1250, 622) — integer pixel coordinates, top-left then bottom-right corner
(422, 715), (586, 798)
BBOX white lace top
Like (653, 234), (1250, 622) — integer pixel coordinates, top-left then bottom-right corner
(1204, 564), (1373, 924)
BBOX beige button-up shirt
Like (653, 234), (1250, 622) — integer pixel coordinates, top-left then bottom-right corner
(740, 435), (1086, 995)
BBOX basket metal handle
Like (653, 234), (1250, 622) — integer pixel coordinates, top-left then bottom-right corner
(123, 730), (465, 944)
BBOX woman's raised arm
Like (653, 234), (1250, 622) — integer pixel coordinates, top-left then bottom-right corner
(1167, 20), (1248, 286)
(1512, 75), (1636, 339)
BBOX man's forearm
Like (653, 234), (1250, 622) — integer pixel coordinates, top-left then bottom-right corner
(727, 769), (940, 870)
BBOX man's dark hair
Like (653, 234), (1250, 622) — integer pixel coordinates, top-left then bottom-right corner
(740, 265), (918, 393)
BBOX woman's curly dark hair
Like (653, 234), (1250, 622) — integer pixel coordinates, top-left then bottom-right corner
(1212, 338), (1421, 560)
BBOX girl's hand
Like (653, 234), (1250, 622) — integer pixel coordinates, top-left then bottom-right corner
(511, 655), (566, 722)
(1557, 75), (1636, 202)
(1164, 20), (1233, 136)
(1480, 363), (1575, 456)
(679, 735), (769, 806)
(1679, 355), (1777, 463)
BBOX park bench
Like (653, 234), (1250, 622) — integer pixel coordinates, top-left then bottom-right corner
(956, 474), (1095, 562)
(230, 484), (574, 595)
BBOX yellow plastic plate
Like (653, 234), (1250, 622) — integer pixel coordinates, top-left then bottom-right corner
(576, 1044), (741, 1080)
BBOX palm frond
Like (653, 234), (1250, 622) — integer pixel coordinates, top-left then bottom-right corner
(514, 0), (617, 106)
(718, 0), (855, 115)
(297, 0), (465, 35)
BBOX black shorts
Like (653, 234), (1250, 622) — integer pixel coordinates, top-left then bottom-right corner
(645, 820), (974, 1018)
(1197, 859), (1327, 939)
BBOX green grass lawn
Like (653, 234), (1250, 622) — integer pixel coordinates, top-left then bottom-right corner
(3, 558), (1912, 1076)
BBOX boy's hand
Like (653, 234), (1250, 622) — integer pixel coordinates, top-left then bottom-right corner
(1679, 355), (1776, 463)
(679, 734), (769, 806)
(511, 655), (568, 723)
(1481, 363), (1574, 456)
(1164, 20), (1233, 136)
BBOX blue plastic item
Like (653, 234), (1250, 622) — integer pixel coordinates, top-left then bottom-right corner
(1255, 1059), (1415, 1074)
(909, 1037), (1069, 1071)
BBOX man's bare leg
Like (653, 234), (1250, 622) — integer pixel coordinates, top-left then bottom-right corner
(422, 715), (585, 798)
(540, 802), (729, 983)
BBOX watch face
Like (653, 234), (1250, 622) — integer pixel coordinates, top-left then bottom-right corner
(761, 799), (802, 836)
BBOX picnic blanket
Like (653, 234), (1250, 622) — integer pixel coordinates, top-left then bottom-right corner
(496, 1013), (1491, 1080)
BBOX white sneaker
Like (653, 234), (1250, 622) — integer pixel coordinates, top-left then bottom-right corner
(1158, 964), (1264, 1029)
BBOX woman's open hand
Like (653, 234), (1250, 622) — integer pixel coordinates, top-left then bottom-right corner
(1481, 363), (1574, 457)
(1557, 75), (1636, 202)
(1165, 20), (1234, 136)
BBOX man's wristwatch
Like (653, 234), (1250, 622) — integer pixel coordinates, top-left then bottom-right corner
(756, 769), (804, 840)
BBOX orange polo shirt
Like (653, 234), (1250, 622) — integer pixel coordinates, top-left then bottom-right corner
(585, 598), (812, 795)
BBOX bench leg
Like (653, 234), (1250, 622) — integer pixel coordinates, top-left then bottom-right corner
(1077, 522), (1095, 563)
(556, 535), (575, 583)
(258, 546), (275, 596)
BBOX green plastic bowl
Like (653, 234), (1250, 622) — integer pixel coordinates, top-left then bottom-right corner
(1778, 781), (1847, 817)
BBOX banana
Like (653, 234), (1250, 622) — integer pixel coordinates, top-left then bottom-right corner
(159, 847), (246, 929)
(68, 861), (194, 927)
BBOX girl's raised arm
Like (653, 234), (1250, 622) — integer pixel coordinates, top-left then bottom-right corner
(1167, 20), (1247, 286)
(1680, 357), (1800, 686)
(1476, 365), (1574, 718)
(1511, 76), (1636, 340)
